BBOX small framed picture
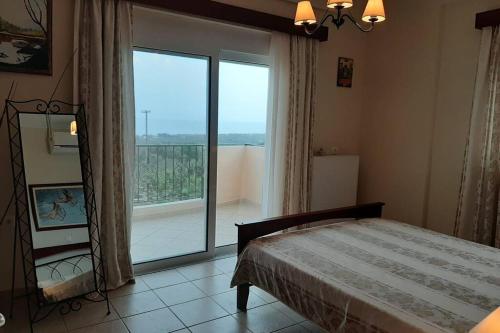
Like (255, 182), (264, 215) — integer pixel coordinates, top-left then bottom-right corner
(29, 183), (88, 231)
(337, 57), (354, 88)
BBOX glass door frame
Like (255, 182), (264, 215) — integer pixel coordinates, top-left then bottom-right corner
(133, 46), (270, 274)
(214, 50), (270, 258)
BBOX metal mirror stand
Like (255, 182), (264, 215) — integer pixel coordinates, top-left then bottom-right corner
(3, 99), (110, 333)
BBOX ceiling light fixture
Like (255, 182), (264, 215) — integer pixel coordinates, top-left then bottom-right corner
(294, 0), (386, 34)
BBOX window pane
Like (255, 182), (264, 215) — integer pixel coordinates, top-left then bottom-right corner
(131, 50), (209, 263)
(216, 61), (269, 247)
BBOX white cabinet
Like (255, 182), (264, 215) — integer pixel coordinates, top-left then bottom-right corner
(311, 155), (359, 211)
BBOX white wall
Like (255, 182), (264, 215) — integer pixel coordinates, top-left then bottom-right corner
(216, 146), (265, 205)
(359, 0), (500, 236)
(426, 0), (500, 237)
(1, 0), (491, 294)
(215, 0), (369, 155)
(0, 0), (75, 292)
(358, 0), (443, 226)
(0, 0), (375, 292)
(240, 146), (265, 204)
(216, 146), (245, 203)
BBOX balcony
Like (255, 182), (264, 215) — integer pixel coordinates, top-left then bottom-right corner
(131, 144), (264, 263)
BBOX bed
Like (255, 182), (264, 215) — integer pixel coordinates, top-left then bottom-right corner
(230, 203), (500, 333)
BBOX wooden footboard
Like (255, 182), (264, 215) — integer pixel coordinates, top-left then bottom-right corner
(235, 202), (385, 311)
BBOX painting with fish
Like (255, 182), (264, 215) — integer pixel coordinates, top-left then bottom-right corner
(29, 183), (88, 231)
(0, 0), (52, 75)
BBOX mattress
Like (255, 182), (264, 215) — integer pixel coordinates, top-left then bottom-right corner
(231, 219), (500, 333)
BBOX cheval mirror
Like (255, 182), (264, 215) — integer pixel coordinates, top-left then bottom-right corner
(5, 100), (109, 332)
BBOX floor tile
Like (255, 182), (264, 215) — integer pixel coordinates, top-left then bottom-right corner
(108, 278), (150, 299)
(189, 315), (251, 333)
(132, 201), (261, 262)
(210, 289), (268, 314)
(69, 319), (128, 333)
(141, 269), (188, 289)
(177, 262), (223, 280)
(111, 290), (165, 317)
(2, 309), (67, 333)
(213, 257), (238, 273)
(0, 300), (67, 333)
(271, 302), (306, 323)
(300, 321), (328, 332)
(274, 324), (309, 333)
(0, 314), (29, 333)
(170, 297), (228, 327)
(63, 301), (118, 331)
(33, 312), (67, 333)
(154, 282), (206, 306)
(232, 303), (296, 333)
(192, 274), (232, 296)
(123, 308), (185, 333)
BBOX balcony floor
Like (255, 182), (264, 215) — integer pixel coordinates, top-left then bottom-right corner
(131, 201), (262, 263)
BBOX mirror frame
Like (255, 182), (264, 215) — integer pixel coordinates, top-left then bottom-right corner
(5, 99), (109, 325)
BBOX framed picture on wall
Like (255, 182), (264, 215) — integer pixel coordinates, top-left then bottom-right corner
(337, 57), (354, 88)
(0, 0), (52, 75)
(29, 183), (88, 231)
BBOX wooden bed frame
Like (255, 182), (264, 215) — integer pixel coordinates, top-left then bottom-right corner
(235, 202), (385, 311)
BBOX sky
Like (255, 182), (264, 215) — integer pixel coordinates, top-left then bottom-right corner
(133, 50), (269, 136)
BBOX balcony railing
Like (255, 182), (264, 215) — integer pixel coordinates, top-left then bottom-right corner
(134, 144), (205, 206)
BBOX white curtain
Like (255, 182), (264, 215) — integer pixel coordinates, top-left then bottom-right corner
(283, 35), (319, 215)
(455, 27), (500, 248)
(74, 0), (135, 289)
(263, 32), (319, 218)
(263, 32), (290, 218)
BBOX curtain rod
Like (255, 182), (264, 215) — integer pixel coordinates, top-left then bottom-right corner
(131, 0), (329, 42)
(476, 8), (500, 29)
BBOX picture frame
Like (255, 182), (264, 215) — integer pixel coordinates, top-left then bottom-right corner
(0, 0), (52, 75)
(29, 183), (88, 231)
(337, 57), (354, 88)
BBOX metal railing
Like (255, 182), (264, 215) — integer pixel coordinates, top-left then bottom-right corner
(134, 144), (205, 206)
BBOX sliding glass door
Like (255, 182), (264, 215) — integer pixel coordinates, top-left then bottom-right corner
(216, 60), (270, 247)
(131, 49), (210, 264)
(130, 45), (271, 268)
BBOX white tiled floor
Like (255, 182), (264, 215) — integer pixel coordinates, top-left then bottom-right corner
(131, 201), (262, 263)
(0, 256), (327, 333)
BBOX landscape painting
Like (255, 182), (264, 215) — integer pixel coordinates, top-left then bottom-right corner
(0, 0), (52, 75)
(29, 184), (88, 231)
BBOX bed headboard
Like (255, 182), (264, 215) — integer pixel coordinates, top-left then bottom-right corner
(235, 202), (385, 254)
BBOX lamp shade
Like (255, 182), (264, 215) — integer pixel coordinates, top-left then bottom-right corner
(327, 0), (353, 9)
(70, 120), (77, 136)
(362, 0), (386, 22)
(470, 308), (500, 333)
(295, 1), (317, 26)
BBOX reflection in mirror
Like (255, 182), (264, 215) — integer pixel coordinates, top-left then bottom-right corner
(19, 113), (95, 303)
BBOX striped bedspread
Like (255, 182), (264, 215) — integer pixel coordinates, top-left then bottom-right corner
(230, 219), (500, 333)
